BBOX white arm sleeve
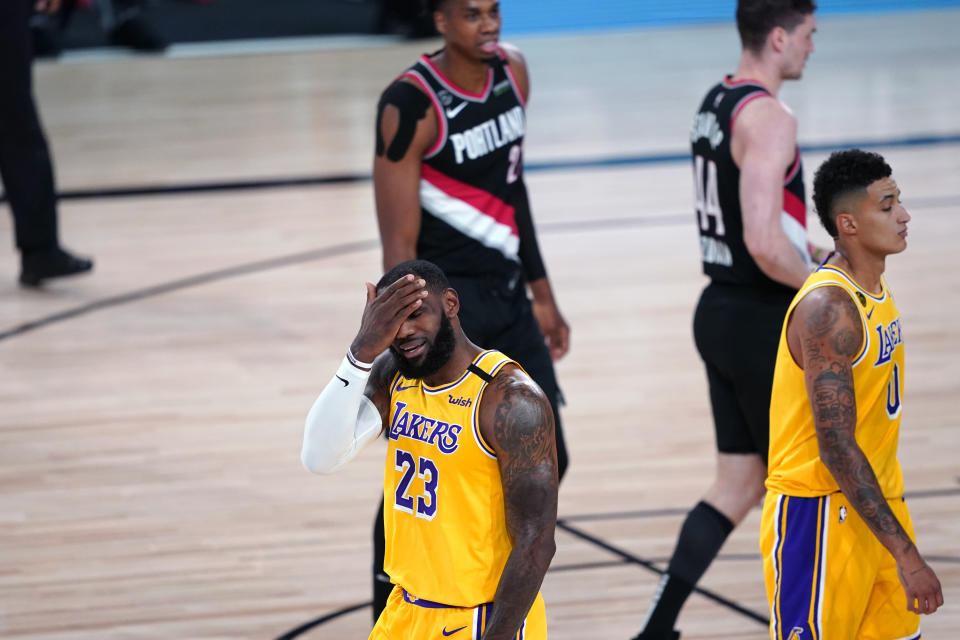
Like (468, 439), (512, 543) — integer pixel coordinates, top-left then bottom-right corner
(301, 356), (385, 474)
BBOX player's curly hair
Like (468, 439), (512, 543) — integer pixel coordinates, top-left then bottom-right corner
(812, 149), (893, 238)
(737, 0), (817, 54)
(377, 259), (451, 295)
(425, 0), (451, 13)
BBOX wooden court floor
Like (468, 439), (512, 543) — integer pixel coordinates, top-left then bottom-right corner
(2, 9), (959, 639)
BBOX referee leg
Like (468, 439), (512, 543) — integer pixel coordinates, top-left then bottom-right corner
(0, 0), (60, 256)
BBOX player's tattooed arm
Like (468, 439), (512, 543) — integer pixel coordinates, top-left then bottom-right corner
(479, 367), (558, 640)
(792, 286), (943, 614)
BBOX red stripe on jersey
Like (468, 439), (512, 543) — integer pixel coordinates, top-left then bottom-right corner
(402, 71), (447, 159)
(729, 92), (771, 135)
(723, 76), (765, 88)
(783, 188), (806, 227)
(497, 47), (526, 108)
(784, 148), (801, 184)
(420, 54), (493, 101)
(421, 164), (518, 235)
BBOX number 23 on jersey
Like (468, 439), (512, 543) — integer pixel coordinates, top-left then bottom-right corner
(394, 448), (438, 520)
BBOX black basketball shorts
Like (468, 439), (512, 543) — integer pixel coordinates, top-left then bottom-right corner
(693, 282), (794, 463)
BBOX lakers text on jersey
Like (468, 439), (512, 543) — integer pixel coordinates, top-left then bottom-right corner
(383, 349), (516, 607)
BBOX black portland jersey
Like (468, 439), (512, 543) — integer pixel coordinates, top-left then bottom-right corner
(690, 76), (808, 294)
(401, 48), (526, 280)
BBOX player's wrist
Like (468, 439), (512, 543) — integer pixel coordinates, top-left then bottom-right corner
(335, 355), (373, 389)
(896, 543), (922, 565)
(346, 347), (375, 372)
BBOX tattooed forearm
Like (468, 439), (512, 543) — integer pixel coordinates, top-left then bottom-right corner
(481, 375), (558, 640)
(814, 365), (915, 557)
(798, 286), (914, 563)
(820, 426), (916, 555)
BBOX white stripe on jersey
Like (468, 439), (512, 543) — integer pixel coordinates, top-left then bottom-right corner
(781, 211), (811, 268)
(419, 179), (520, 261)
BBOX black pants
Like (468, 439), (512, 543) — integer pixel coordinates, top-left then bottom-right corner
(0, 0), (60, 254)
(450, 273), (567, 471)
(372, 273), (570, 621)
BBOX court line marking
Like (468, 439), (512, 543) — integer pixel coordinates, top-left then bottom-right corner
(273, 509), (960, 639)
(2, 134), (957, 203)
(556, 519), (770, 626)
(560, 485), (960, 523)
(0, 239), (376, 341)
(274, 600), (369, 640)
(3, 196), (957, 342)
(269, 468), (960, 637)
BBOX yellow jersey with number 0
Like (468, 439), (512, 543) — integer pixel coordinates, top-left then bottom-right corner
(766, 265), (905, 498)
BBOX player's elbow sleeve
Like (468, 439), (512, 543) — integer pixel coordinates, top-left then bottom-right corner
(300, 359), (381, 473)
(300, 422), (348, 474)
(301, 392), (382, 474)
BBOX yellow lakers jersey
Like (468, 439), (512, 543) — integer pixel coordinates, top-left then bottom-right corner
(767, 264), (905, 498)
(383, 350), (517, 606)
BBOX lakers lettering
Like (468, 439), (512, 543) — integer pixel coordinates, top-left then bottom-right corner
(450, 105), (524, 164)
(389, 401), (462, 454)
(874, 318), (903, 366)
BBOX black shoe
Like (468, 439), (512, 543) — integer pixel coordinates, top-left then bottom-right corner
(631, 632), (680, 640)
(110, 16), (167, 52)
(19, 247), (94, 287)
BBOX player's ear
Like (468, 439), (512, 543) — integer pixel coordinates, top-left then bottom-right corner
(443, 287), (460, 318)
(769, 25), (787, 54)
(835, 211), (857, 236)
(433, 9), (448, 36)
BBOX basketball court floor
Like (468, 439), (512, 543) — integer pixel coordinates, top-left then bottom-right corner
(2, 8), (958, 639)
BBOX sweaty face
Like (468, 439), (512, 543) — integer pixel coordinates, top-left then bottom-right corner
(850, 176), (911, 255)
(390, 300), (457, 380)
(782, 13), (816, 80)
(438, 0), (501, 61)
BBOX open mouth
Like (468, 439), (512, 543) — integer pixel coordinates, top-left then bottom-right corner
(398, 339), (427, 359)
(479, 40), (499, 53)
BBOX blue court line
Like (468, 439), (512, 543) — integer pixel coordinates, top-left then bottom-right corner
(2, 132), (956, 204)
(526, 132), (960, 173)
(502, 0), (960, 34)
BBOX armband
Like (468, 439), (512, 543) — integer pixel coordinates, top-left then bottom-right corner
(376, 81), (431, 162)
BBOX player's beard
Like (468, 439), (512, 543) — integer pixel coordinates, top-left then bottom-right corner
(391, 314), (457, 380)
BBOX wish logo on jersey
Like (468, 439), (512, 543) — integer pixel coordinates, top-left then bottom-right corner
(874, 318), (903, 366)
(389, 401), (462, 454)
(450, 105), (524, 165)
